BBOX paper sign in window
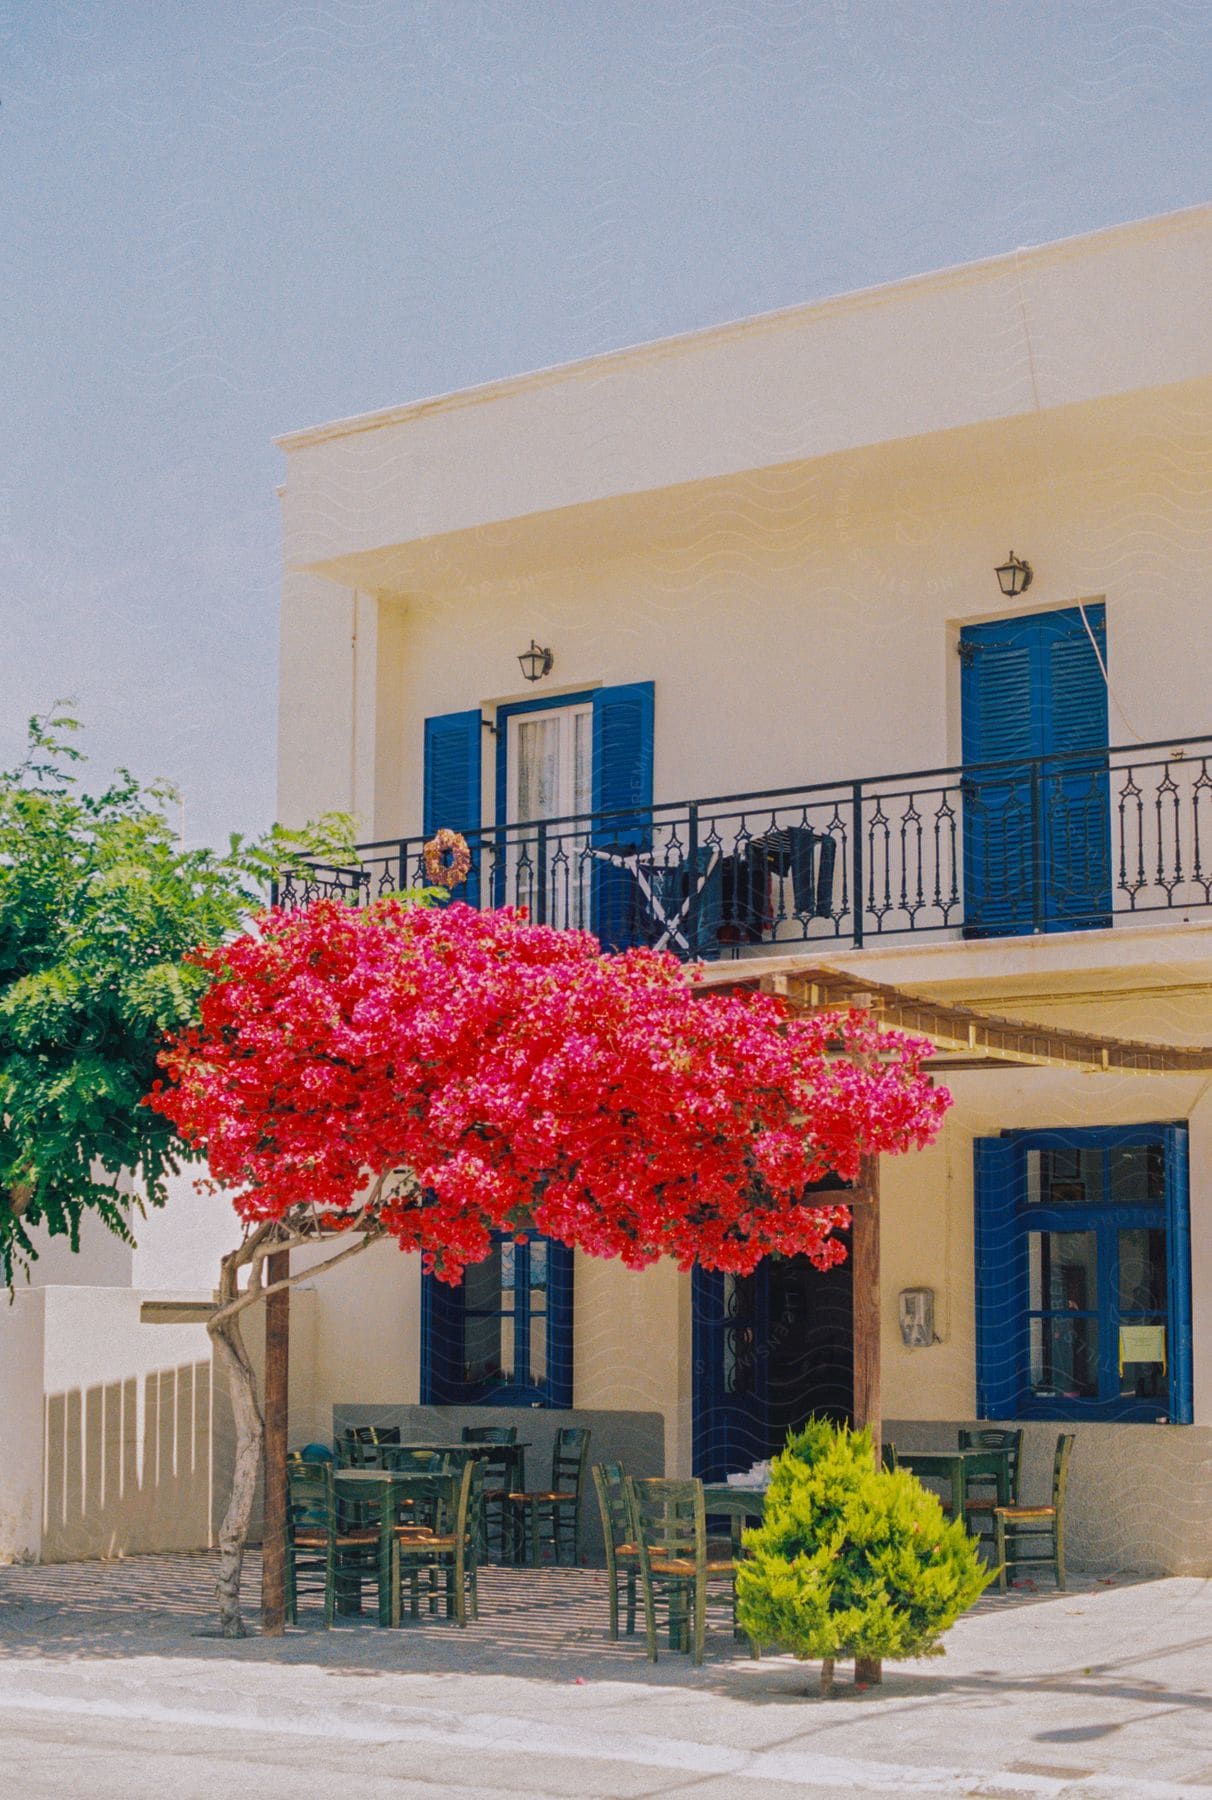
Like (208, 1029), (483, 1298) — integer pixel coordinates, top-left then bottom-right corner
(1118, 1325), (1167, 1373)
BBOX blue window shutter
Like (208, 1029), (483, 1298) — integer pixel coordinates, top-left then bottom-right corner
(1165, 1124), (1193, 1424)
(423, 709), (482, 907)
(973, 1136), (1023, 1418)
(1040, 607), (1111, 929)
(961, 607), (1110, 935)
(591, 682), (654, 951)
(961, 620), (1038, 936)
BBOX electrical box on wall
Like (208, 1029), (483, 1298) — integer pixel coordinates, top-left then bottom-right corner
(898, 1287), (935, 1348)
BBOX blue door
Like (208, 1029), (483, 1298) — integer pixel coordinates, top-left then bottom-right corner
(961, 606), (1110, 935)
(692, 1245), (853, 1481)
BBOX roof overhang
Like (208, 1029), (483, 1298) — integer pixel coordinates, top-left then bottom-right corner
(691, 959), (1212, 1074)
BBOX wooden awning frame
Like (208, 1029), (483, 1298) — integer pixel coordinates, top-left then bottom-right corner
(693, 961), (1212, 1074)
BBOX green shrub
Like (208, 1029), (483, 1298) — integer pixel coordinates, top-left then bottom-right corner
(735, 1419), (991, 1692)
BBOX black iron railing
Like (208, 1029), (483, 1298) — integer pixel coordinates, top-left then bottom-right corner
(277, 734), (1212, 958)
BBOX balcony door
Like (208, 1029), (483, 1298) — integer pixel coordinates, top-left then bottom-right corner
(960, 604), (1110, 935)
(504, 700), (593, 929)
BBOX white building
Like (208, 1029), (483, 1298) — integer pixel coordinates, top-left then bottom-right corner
(8, 203), (1211, 1572)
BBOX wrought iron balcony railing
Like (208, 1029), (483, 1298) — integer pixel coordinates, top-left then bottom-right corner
(276, 734), (1212, 958)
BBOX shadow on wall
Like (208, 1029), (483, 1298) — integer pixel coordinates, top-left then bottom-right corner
(43, 1360), (213, 1563)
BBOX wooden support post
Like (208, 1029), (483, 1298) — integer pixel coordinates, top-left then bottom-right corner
(261, 1248), (290, 1637)
(851, 1154), (882, 1688)
(851, 1154), (881, 1458)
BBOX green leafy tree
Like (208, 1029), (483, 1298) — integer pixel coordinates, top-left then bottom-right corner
(0, 708), (352, 1286)
(736, 1419), (992, 1694)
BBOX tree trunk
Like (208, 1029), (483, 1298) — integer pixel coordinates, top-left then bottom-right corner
(819, 1656), (835, 1698)
(260, 1250), (290, 1637)
(208, 1291), (263, 1639)
(851, 1154), (883, 1690)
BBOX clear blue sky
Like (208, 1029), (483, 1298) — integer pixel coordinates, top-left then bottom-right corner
(4, 3), (1209, 844)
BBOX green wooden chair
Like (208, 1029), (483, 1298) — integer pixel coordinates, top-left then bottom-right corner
(626, 1475), (750, 1665)
(959, 1427), (1024, 1549)
(591, 1462), (638, 1640)
(462, 1425), (518, 1560)
(285, 1462), (382, 1627)
(508, 1427), (591, 1566)
(338, 1424), (401, 1469)
(391, 1456), (486, 1626)
(994, 1433), (1075, 1592)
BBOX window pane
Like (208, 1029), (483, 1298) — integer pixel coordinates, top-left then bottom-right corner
(463, 1313), (504, 1386)
(1119, 1227), (1167, 1312)
(573, 712), (592, 814)
(1029, 1315), (1098, 1397)
(1027, 1146), (1103, 1206)
(1028, 1230), (1097, 1312)
(463, 1245), (502, 1314)
(529, 1239), (548, 1293)
(529, 1313), (547, 1385)
(1109, 1145), (1165, 1204)
(500, 1241), (515, 1294)
(517, 717), (560, 820)
(1119, 1316), (1167, 1399)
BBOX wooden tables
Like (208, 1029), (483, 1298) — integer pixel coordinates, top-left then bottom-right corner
(377, 1441), (528, 1486)
(702, 1483), (767, 1556)
(890, 1446), (1011, 1521)
(333, 1467), (453, 1624)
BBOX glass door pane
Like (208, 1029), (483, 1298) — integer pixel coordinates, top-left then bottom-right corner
(1117, 1225), (1168, 1401)
(507, 704), (593, 930)
(1027, 1229), (1098, 1398)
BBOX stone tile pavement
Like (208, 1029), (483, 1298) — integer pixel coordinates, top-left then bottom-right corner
(1, 1552), (1211, 1797)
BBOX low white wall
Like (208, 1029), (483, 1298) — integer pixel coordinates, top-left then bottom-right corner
(0, 1291), (45, 1562)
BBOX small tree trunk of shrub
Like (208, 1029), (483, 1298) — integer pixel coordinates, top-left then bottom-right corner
(819, 1657), (835, 1698)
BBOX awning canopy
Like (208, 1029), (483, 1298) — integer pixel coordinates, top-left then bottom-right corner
(692, 960), (1212, 1074)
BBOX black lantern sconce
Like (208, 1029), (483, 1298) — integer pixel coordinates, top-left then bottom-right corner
(518, 639), (554, 683)
(995, 551), (1033, 598)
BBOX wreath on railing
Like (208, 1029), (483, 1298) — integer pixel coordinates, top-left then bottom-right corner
(423, 828), (472, 890)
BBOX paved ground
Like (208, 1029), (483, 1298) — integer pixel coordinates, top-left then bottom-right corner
(1, 1553), (1211, 1798)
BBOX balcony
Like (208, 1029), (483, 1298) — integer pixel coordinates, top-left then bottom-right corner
(279, 734), (1212, 959)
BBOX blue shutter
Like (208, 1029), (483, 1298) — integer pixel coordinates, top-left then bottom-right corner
(423, 710), (482, 907)
(973, 1136), (1024, 1418)
(961, 606), (1110, 935)
(591, 682), (654, 951)
(1164, 1124), (1193, 1424)
(1040, 607), (1111, 929)
(961, 619), (1039, 936)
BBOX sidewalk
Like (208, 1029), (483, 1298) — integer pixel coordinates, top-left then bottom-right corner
(2, 1553), (1211, 1796)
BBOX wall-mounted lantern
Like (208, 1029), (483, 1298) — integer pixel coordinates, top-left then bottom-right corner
(898, 1287), (936, 1348)
(518, 640), (554, 683)
(994, 551), (1033, 598)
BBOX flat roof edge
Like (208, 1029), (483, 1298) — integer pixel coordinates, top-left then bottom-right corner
(275, 203), (1212, 455)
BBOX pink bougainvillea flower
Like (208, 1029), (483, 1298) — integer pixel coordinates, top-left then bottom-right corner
(148, 899), (950, 1282)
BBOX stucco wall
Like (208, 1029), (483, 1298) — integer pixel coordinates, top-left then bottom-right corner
(278, 401), (1212, 858)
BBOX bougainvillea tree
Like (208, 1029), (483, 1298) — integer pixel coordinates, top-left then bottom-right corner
(149, 896), (950, 1636)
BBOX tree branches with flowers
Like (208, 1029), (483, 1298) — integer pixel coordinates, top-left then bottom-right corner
(149, 896), (951, 1637)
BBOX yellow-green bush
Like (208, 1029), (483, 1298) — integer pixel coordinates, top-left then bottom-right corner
(735, 1419), (991, 1688)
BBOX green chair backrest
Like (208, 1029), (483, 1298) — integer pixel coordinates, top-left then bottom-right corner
(959, 1427), (1024, 1499)
(552, 1427), (591, 1495)
(461, 1425), (518, 1444)
(1051, 1433), (1076, 1511)
(287, 1462), (331, 1541)
(592, 1462), (631, 1552)
(443, 1456), (487, 1545)
(627, 1476), (706, 1564)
